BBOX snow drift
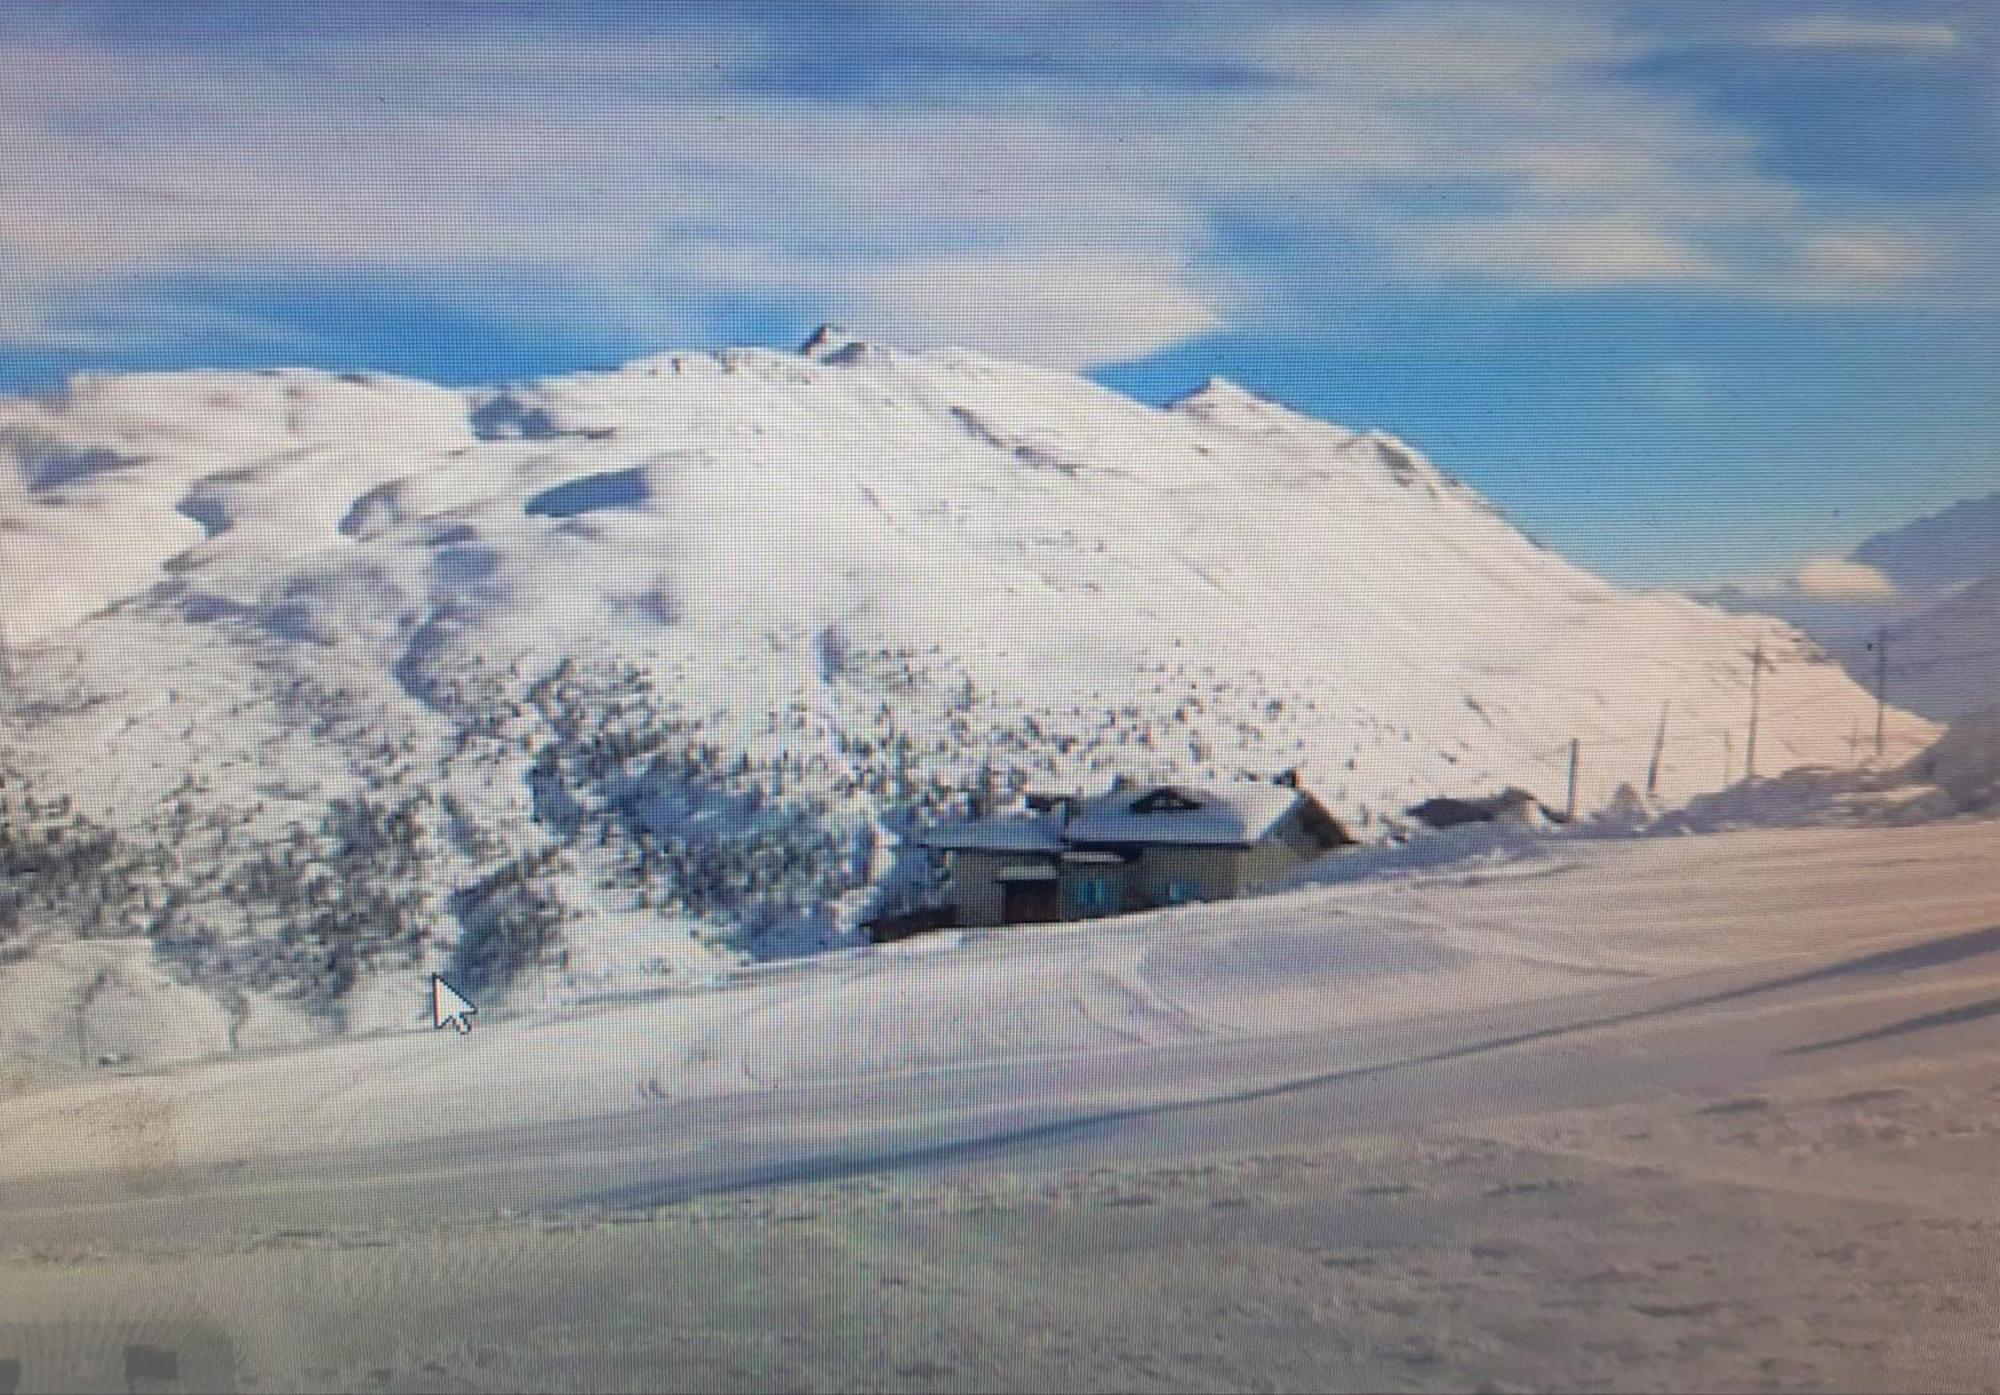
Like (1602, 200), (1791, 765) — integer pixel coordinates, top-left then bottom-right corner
(1642, 710), (2000, 834)
(1903, 708), (2000, 813)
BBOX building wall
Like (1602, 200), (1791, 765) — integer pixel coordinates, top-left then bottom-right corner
(1131, 845), (1245, 906)
(948, 851), (1011, 927)
(1236, 833), (1312, 891)
(948, 827), (1328, 926)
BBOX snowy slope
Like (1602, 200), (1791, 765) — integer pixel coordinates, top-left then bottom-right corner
(8, 818), (1997, 1193)
(0, 335), (1935, 1059)
(4, 804), (1998, 1389)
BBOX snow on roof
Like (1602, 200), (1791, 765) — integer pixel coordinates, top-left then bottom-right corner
(1066, 782), (1303, 847)
(919, 812), (1067, 854)
(922, 784), (1305, 852)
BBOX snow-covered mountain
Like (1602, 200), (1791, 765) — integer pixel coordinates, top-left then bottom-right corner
(0, 334), (1931, 1061)
(1798, 494), (2000, 721)
(1825, 576), (2000, 723)
(1852, 491), (2000, 596)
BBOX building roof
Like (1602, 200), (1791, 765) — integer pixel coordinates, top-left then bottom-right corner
(923, 781), (1308, 853)
(1066, 782), (1303, 847)
(919, 811), (1066, 854)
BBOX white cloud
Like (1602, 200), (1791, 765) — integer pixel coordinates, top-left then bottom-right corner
(1761, 18), (1961, 53)
(1250, 4), (1666, 97)
(1792, 557), (1901, 602)
(1800, 229), (1941, 285)
(0, 6), (1977, 366)
(1406, 219), (1721, 286)
(848, 255), (1224, 371)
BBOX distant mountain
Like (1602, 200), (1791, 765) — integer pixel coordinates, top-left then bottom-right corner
(0, 336), (1926, 1059)
(1826, 576), (2000, 723)
(1807, 491), (2000, 720)
(1685, 584), (1893, 652)
(1695, 490), (1999, 720)
(1852, 491), (2000, 595)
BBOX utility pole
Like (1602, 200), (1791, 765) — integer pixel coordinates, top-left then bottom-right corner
(535, 914), (549, 1009)
(1873, 626), (1889, 761)
(1564, 737), (1581, 823)
(1645, 700), (1670, 797)
(0, 527), (12, 703)
(75, 969), (107, 1069)
(1723, 731), (1734, 788)
(1745, 642), (1767, 781)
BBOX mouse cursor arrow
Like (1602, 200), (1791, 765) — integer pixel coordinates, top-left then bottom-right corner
(431, 974), (477, 1034)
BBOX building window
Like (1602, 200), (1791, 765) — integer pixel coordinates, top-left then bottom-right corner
(1074, 877), (1118, 914)
(1164, 880), (1201, 905)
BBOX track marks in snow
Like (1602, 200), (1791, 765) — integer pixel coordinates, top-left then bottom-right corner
(1074, 959), (1224, 1049)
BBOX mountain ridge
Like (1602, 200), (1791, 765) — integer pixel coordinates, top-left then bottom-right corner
(0, 338), (1933, 1061)
(1851, 490), (2000, 595)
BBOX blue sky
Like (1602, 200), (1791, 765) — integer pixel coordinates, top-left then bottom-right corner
(2, 2), (1995, 589)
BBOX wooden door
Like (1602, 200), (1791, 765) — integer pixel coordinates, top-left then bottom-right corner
(1001, 878), (1061, 925)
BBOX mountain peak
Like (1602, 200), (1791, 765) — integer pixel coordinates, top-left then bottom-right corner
(799, 323), (861, 359)
(1165, 377), (1367, 452)
(1168, 377), (1275, 414)
(1166, 377), (1341, 436)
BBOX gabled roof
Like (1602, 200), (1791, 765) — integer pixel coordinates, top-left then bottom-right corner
(924, 781), (1311, 854)
(1065, 782), (1303, 847)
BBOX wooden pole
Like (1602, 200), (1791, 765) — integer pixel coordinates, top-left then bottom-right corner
(1745, 642), (1765, 780)
(1564, 738), (1580, 823)
(1646, 700), (1670, 797)
(75, 969), (105, 1068)
(535, 915), (548, 1009)
(1724, 731), (1734, 788)
(1874, 626), (1889, 761)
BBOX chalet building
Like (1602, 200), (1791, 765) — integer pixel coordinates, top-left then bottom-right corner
(920, 780), (1353, 927)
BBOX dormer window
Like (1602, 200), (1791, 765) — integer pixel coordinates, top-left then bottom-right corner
(1131, 787), (1203, 814)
